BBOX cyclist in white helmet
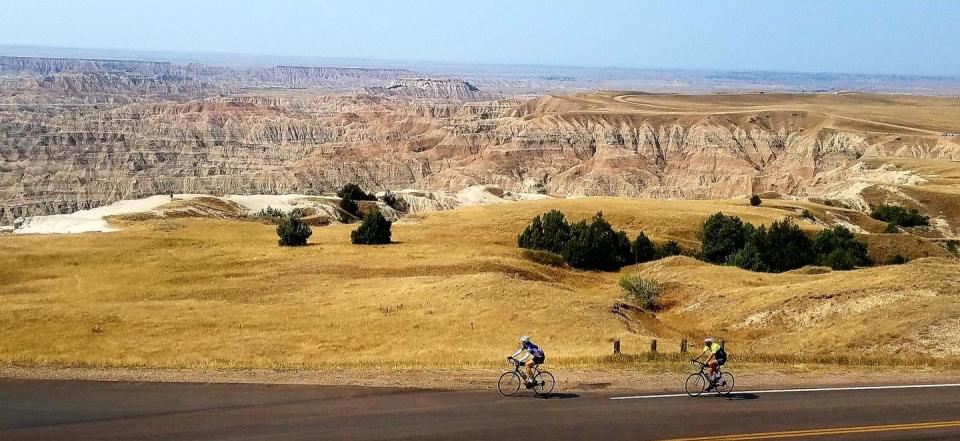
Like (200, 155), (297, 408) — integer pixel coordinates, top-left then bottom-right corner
(694, 337), (726, 387)
(509, 335), (546, 388)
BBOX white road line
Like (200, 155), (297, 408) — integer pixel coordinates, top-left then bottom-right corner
(609, 383), (960, 400)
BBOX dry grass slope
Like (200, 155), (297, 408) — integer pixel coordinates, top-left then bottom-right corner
(1, 197), (958, 371)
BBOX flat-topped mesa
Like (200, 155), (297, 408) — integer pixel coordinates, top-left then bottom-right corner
(0, 56), (413, 90)
(368, 78), (491, 100)
(0, 56), (179, 76)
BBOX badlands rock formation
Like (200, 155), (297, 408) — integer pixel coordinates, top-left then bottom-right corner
(2, 57), (960, 230)
(368, 78), (490, 101)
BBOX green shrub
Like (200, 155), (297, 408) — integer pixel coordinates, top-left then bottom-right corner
(276, 214), (312, 246)
(813, 225), (872, 270)
(729, 240), (767, 272)
(887, 253), (909, 265)
(749, 194), (762, 207)
(870, 204), (929, 227)
(699, 212), (750, 264)
(730, 218), (812, 272)
(657, 240), (683, 258)
(763, 218), (815, 272)
(561, 212), (633, 271)
(883, 222), (900, 233)
(350, 211), (392, 245)
(521, 249), (566, 267)
(517, 209), (572, 254)
(381, 190), (408, 211)
(801, 209), (816, 221)
(339, 197), (359, 218)
(632, 232), (657, 263)
(619, 275), (663, 310)
(255, 206), (285, 219)
(337, 183), (377, 201)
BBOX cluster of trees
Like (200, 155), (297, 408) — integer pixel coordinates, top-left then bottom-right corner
(276, 183), (393, 247)
(337, 183), (377, 201)
(700, 213), (871, 272)
(517, 210), (681, 271)
(870, 204), (930, 231)
(337, 183), (379, 219)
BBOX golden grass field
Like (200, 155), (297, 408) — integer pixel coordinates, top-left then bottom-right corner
(2, 197), (959, 372)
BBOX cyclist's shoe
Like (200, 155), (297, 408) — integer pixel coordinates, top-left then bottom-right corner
(525, 381), (534, 389)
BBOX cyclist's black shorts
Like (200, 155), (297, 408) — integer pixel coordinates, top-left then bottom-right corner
(715, 356), (726, 366)
(533, 355), (545, 365)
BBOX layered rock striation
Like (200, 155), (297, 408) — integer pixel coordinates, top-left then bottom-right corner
(2, 65), (959, 224)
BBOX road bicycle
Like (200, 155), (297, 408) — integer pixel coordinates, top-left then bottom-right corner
(685, 359), (734, 397)
(498, 357), (555, 396)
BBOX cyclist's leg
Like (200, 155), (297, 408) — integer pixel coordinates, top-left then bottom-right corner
(707, 360), (719, 380)
(524, 359), (535, 383)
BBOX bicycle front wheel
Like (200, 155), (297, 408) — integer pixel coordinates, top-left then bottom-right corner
(498, 372), (522, 396)
(716, 372), (735, 396)
(534, 371), (555, 395)
(685, 373), (707, 397)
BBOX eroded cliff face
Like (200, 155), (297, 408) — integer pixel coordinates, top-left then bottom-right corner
(367, 78), (491, 101)
(3, 89), (959, 223)
(2, 58), (959, 223)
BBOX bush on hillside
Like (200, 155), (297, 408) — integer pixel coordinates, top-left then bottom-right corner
(521, 249), (566, 267)
(255, 205), (286, 219)
(763, 218), (815, 272)
(381, 190), (409, 212)
(350, 211), (392, 245)
(619, 275), (663, 310)
(517, 209), (572, 254)
(276, 214), (312, 246)
(870, 204), (929, 227)
(813, 225), (872, 270)
(887, 253), (909, 265)
(632, 231), (657, 263)
(339, 197), (360, 218)
(561, 212), (634, 271)
(729, 240), (767, 272)
(801, 209), (816, 222)
(883, 222), (900, 233)
(730, 218), (813, 273)
(749, 194), (762, 207)
(699, 212), (751, 264)
(657, 240), (683, 258)
(337, 183), (377, 201)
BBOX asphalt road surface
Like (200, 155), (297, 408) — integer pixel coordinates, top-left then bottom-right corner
(2, 379), (960, 440)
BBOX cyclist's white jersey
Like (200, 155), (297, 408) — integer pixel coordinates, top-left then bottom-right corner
(511, 342), (543, 362)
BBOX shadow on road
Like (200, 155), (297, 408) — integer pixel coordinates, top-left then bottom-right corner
(536, 393), (580, 400)
(724, 393), (760, 401)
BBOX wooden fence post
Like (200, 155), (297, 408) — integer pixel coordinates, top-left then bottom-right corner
(613, 339), (621, 355)
(650, 339), (658, 353)
(680, 338), (688, 353)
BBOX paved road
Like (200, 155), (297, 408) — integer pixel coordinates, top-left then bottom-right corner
(2, 379), (960, 440)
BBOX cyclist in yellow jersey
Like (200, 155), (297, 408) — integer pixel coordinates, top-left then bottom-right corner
(694, 338), (726, 385)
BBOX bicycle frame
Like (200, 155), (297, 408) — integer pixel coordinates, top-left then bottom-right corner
(691, 359), (723, 377)
(508, 357), (540, 378)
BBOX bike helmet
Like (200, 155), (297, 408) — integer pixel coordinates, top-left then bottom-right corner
(520, 335), (530, 343)
(704, 337), (714, 344)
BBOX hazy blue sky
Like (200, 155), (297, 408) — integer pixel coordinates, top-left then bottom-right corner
(2, 0), (958, 75)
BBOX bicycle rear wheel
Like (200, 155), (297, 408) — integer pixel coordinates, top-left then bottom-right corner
(685, 373), (707, 397)
(498, 372), (522, 396)
(534, 371), (555, 396)
(716, 372), (735, 396)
